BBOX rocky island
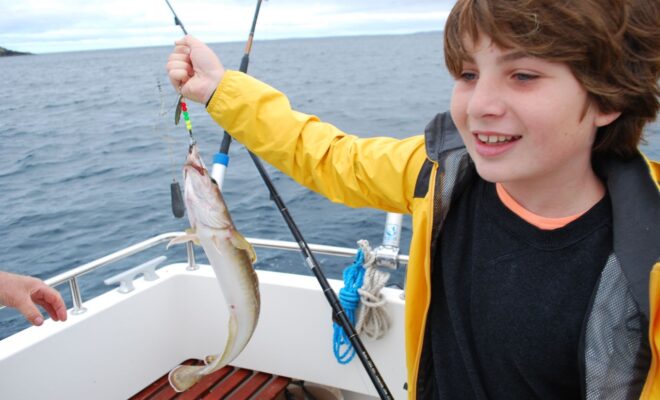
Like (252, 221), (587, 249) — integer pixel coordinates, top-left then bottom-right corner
(0, 46), (31, 57)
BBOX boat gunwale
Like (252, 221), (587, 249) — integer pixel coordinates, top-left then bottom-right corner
(0, 232), (409, 313)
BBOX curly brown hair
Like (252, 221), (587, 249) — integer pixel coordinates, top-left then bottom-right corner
(444, 0), (660, 160)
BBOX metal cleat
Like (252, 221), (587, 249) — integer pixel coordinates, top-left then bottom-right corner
(104, 256), (167, 294)
(374, 244), (400, 270)
(375, 213), (403, 270)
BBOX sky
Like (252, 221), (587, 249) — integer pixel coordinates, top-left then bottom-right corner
(0, 0), (455, 54)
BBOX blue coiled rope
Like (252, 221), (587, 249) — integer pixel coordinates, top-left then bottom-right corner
(333, 248), (365, 364)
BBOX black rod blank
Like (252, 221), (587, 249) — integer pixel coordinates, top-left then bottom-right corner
(164, 1), (393, 397)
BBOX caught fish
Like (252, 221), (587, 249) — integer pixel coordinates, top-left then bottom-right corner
(167, 143), (260, 392)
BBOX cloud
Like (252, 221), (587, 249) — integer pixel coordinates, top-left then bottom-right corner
(0, 0), (454, 53)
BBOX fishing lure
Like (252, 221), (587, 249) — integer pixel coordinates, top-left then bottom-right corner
(171, 95), (194, 218)
(175, 95), (195, 145)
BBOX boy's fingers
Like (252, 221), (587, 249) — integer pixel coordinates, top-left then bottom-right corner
(174, 36), (190, 46)
(166, 60), (193, 77)
(37, 300), (58, 321)
(167, 52), (190, 63)
(15, 297), (44, 326)
(168, 68), (189, 80)
(32, 288), (67, 322)
(168, 70), (190, 89)
(172, 44), (190, 55)
(37, 300), (67, 322)
(56, 303), (68, 322)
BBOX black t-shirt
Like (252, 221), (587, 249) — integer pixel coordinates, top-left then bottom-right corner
(430, 179), (613, 399)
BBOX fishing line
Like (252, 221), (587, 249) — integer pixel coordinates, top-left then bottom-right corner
(156, 79), (179, 179)
(164, 0), (193, 219)
(156, 78), (186, 218)
(164, 2), (393, 398)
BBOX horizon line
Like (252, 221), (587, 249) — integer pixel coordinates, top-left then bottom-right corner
(3, 29), (444, 56)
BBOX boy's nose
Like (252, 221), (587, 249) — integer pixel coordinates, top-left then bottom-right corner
(466, 77), (506, 119)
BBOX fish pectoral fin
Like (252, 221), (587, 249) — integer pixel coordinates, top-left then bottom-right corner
(230, 231), (257, 263)
(166, 229), (200, 249)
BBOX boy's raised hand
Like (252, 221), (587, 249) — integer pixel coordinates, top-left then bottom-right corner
(167, 35), (225, 105)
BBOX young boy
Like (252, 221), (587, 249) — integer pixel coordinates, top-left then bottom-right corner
(167, 0), (659, 398)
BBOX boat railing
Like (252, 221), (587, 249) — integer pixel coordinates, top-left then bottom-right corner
(2, 232), (409, 315)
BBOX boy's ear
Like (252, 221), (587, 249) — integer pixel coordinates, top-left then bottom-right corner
(595, 110), (622, 128)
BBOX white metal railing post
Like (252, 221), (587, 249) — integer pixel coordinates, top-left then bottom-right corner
(68, 278), (87, 315)
(374, 213), (403, 270)
(185, 241), (198, 271)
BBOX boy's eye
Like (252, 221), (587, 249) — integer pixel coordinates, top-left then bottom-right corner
(512, 73), (538, 81)
(459, 72), (478, 81)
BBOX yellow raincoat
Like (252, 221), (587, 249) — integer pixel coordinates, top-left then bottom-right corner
(207, 70), (660, 399)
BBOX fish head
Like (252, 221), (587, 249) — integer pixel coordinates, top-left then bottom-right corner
(182, 144), (230, 230)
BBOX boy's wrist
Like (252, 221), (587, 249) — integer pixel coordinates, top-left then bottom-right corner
(205, 88), (217, 108)
(204, 68), (227, 106)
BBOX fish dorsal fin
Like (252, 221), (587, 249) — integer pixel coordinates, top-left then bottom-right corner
(230, 230), (257, 263)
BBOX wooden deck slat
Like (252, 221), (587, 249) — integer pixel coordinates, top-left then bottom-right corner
(151, 384), (179, 400)
(152, 360), (203, 400)
(252, 376), (292, 400)
(130, 359), (293, 400)
(204, 368), (252, 400)
(177, 366), (234, 400)
(130, 359), (200, 400)
(226, 372), (272, 400)
(130, 374), (170, 400)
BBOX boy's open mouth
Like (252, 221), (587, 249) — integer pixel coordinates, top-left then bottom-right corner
(475, 133), (522, 145)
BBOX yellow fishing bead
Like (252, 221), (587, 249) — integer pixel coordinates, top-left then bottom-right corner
(186, 121), (192, 130)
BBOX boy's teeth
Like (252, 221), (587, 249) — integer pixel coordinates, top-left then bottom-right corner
(477, 134), (518, 144)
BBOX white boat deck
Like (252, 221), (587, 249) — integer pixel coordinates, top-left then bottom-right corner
(0, 262), (407, 399)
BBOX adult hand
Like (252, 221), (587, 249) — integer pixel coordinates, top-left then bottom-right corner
(167, 35), (225, 105)
(0, 271), (68, 326)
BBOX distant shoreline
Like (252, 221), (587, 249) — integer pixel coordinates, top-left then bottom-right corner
(3, 30), (443, 56)
(0, 47), (31, 57)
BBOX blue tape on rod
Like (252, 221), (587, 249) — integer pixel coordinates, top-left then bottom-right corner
(213, 152), (229, 167)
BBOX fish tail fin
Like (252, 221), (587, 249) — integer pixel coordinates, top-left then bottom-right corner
(168, 364), (204, 392)
(167, 229), (199, 249)
(169, 313), (240, 393)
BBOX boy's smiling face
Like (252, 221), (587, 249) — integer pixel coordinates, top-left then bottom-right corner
(450, 35), (620, 188)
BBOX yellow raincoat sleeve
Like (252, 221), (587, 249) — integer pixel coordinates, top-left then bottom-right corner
(206, 71), (428, 214)
(641, 159), (660, 399)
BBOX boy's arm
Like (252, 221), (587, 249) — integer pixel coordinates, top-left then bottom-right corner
(207, 71), (427, 214)
(0, 271), (67, 326)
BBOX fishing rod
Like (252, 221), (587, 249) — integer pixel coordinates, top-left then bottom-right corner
(216, 0), (263, 160)
(165, 2), (393, 398)
(164, 0), (187, 34)
(247, 154), (395, 400)
(210, 0), (263, 189)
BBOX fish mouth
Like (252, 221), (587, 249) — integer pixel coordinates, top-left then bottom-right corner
(185, 144), (206, 176)
(186, 162), (205, 176)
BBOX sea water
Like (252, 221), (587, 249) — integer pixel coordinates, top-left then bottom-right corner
(0, 32), (657, 339)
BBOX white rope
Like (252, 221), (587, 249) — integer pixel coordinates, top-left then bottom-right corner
(354, 240), (391, 340)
